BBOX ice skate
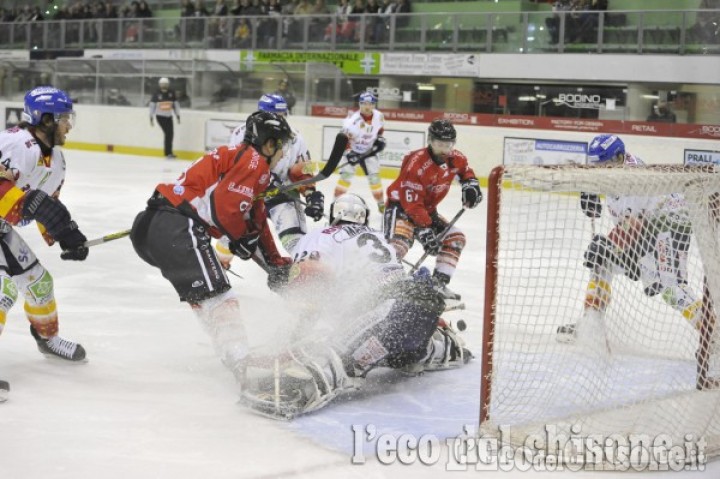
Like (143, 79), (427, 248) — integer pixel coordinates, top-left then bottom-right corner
(30, 325), (87, 362)
(556, 323), (577, 343)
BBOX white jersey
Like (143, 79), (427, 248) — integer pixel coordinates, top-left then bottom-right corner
(292, 223), (404, 285)
(606, 152), (688, 226)
(228, 124), (310, 182)
(0, 127), (66, 198)
(342, 110), (385, 155)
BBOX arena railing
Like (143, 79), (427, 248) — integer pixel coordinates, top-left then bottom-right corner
(0, 9), (717, 54)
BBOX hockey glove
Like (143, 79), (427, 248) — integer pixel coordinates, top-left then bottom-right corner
(580, 192), (602, 218)
(416, 227), (441, 255)
(346, 151), (361, 165)
(21, 190), (89, 261)
(303, 190), (325, 222)
(229, 233), (260, 260)
(56, 222), (89, 261)
(461, 178), (482, 209)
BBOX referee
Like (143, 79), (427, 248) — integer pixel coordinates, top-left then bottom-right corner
(149, 77), (181, 159)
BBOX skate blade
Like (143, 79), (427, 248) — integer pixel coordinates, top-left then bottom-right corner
(38, 351), (89, 364)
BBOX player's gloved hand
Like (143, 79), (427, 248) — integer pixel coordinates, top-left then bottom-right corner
(176, 116), (181, 124)
(150, 117), (154, 127)
(55, 221), (89, 261)
(346, 151), (361, 165)
(303, 190), (325, 222)
(580, 192), (602, 218)
(266, 256), (293, 293)
(229, 233), (260, 260)
(461, 178), (482, 209)
(415, 227), (441, 255)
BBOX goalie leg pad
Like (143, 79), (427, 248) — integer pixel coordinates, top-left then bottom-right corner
(239, 343), (360, 419)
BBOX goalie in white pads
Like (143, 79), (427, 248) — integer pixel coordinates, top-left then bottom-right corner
(238, 194), (471, 419)
(557, 134), (702, 348)
(216, 93), (323, 266)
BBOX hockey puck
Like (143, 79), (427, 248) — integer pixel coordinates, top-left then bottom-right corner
(456, 319), (467, 332)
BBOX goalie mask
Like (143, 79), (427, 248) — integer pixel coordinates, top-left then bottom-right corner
(588, 134), (625, 164)
(329, 194), (369, 226)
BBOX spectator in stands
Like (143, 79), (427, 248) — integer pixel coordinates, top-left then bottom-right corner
(365, 0), (381, 43)
(377, 0), (396, 42)
(647, 101), (677, 123)
(189, 0), (210, 40)
(137, 1), (153, 18)
(275, 78), (297, 114)
(394, 0), (411, 28)
(546, 0), (573, 44)
(309, 0), (330, 41)
(234, 17), (251, 46)
(691, 0), (720, 44)
(214, 0), (229, 16)
(229, 0), (243, 15)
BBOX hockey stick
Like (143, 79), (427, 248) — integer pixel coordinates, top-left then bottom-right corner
(84, 229), (131, 248)
(410, 207), (467, 273)
(444, 301), (466, 313)
(254, 133), (348, 201)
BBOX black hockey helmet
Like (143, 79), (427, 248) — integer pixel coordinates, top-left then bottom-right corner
(245, 111), (292, 157)
(428, 118), (456, 142)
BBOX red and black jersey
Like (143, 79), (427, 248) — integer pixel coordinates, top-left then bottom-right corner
(156, 144), (273, 243)
(385, 147), (476, 227)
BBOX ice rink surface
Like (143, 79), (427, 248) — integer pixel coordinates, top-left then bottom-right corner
(0, 150), (717, 478)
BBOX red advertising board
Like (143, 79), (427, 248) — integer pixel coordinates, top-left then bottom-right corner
(311, 105), (720, 141)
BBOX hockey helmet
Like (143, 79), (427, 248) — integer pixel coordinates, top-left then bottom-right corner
(359, 92), (377, 104)
(257, 94), (288, 116)
(329, 194), (369, 226)
(588, 134), (625, 163)
(246, 111), (293, 155)
(22, 86), (75, 127)
(428, 118), (456, 157)
(158, 77), (170, 86)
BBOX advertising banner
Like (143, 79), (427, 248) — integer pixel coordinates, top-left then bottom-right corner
(380, 53), (479, 77)
(503, 137), (588, 166)
(240, 51), (381, 75)
(684, 149), (720, 165)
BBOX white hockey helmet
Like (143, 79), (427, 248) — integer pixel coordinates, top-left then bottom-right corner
(158, 77), (170, 87)
(329, 194), (369, 226)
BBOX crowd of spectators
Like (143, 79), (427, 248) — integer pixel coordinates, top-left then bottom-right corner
(1, 0), (155, 44)
(0, 0), (413, 47)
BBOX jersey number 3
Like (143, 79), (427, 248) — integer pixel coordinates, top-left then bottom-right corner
(357, 233), (391, 263)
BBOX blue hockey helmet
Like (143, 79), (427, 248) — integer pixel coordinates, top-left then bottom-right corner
(22, 86), (75, 127)
(358, 92), (377, 104)
(257, 94), (288, 115)
(588, 134), (625, 163)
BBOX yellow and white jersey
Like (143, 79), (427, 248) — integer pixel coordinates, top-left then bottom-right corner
(0, 127), (65, 197)
(342, 110), (385, 155)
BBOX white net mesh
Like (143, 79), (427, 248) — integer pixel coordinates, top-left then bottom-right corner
(482, 164), (720, 464)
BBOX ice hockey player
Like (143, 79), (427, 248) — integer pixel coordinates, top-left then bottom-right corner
(216, 93), (323, 264)
(384, 119), (482, 301)
(333, 92), (387, 213)
(0, 87), (92, 400)
(130, 111), (293, 382)
(557, 134), (702, 348)
(239, 194), (471, 419)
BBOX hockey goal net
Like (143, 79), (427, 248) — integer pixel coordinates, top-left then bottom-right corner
(481, 164), (720, 466)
